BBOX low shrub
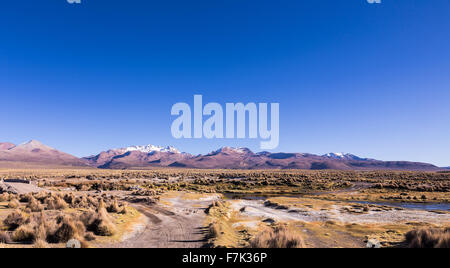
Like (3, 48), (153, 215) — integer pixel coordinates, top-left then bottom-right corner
(47, 216), (85, 243)
(34, 212), (48, 242)
(107, 199), (120, 213)
(82, 204), (116, 237)
(0, 231), (10, 244)
(0, 193), (11, 202)
(27, 196), (44, 212)
(207, 222), (220, 239)
(19, 194), (32, 203)
(405, 228), (450, 248)
(12, 224), (35, 243)
(3, 210), (29, 230)
(249, 226), (305, 248)
(84, 232), (96, 242)
(46, 196), (68, 210)
(7, 199), (20, 209)
(118, 206), (128, 215)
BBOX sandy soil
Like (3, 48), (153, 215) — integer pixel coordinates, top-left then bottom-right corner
(103, 193), (219, 248)
(103, 192), (448, 248)
(230, 199), (450, 225)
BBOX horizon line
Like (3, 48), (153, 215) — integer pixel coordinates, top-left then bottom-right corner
(2, 139), (448, 167)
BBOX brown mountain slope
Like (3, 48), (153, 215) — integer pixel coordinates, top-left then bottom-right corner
(0, 141), (439, 171)
(98, 151), (193, 169)
(0, 140), (89, 168)
(0, 142), (15, 151)
(84, 146), (440, 171)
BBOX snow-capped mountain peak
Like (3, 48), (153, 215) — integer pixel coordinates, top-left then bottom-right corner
(214, 147), (252, 154)
(119, 145), (181, 154)
(323, 152), (364, 161)
(15, 140), (54, 150)
(19, 140), (44, 147)
(324, 152), (346, 158)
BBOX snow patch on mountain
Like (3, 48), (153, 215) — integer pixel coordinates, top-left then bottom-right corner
(120, 145), (181, 154)
(14, 140), (54, 151)
(323, 153), (365, 160)
(324, 153), (345, 158)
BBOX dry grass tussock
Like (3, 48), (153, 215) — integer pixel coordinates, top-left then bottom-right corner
(27, 196), (44, 212)
(207, 222), (220, 240)
(45, 195), (69, 210)
(7, 198), (20, 209)
(405, 228), (450, 248)
(47, 215), (85, 244)
(81, 200), (117, 236)
(12, 224), (36, 243)
(0, 193), (13, 202)
(250, 225), (305, 248)
(0, 192), (126, 248)
(0, 231), (10, 244)
(3, 209), (29, 230)
(107, 199), (121, 213)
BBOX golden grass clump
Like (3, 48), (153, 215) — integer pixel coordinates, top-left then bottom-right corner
(207, 222), (220, 239)
(81, 200), (117, 237)
(0, 231), (11, 244)
(34, 192), (48, 203)
(45, 195), (69, 210)
(119, 206), (128, 215)
(84, 232), (96, 242)
(27, 196), (44, 212)
(250, 226), (305, 248)
(19, 194), (33, 203)
(12, 224), (36, 243)
(7, 198), (20, 209)
(72, 195), (89, 209)
(63, 193), (75, 206)
(3, 210), (29, 230)
(0, 193), (11, 202)
(47, 215), (85, 244)
(34, 212), (48, 242)
(87, 196), (99, 208)
(93, 210), (116, 236)
(107, 199), (121, 213)
(405, 228), (450, 248)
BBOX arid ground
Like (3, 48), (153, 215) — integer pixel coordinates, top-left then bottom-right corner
(0, 169), (449, 248)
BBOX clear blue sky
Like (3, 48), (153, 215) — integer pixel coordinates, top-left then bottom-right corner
(1, 0), (449, 166)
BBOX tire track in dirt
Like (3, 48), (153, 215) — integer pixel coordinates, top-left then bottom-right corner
(105, 198), (211, 248)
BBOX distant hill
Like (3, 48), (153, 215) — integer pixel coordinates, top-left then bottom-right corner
(83, 145), (441, 171)
(0, 140), (89, 168)
(0, 143), (15, 151)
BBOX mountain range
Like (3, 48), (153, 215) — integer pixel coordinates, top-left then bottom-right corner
(0, 140), (444, 171)
(84, 144), (441, 171)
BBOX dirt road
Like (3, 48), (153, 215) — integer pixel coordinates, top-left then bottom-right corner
(105, 193), (219, 248)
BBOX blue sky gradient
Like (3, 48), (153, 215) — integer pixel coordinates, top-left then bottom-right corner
(1, 0), (449, 166)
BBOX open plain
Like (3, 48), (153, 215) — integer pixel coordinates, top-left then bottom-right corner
(0, 169), (448, 248)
